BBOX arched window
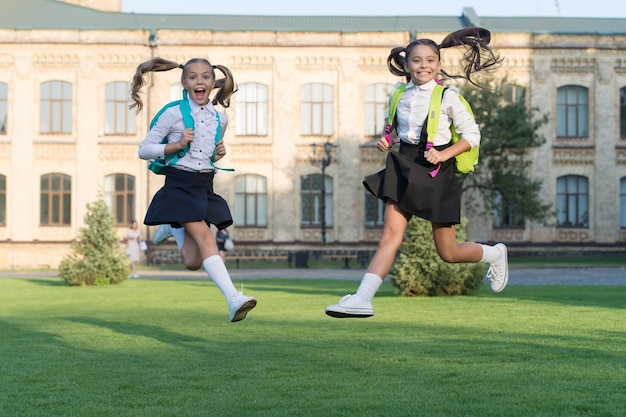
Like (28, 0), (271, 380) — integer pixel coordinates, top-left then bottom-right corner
(236, 82), (268, 136)
(364, 83), (393, 137)
(493, 190), (525, 228)
(40, 173), (71, 225)
(364, 191), (384, 227)
(301, 174), (333, 227)
(556, 85), (588, 138)
(556, 175), (588, 228)
(234, 174), (268, 227)
(301, 83), (333, 136)
(104, 81), (136, 135)
(104, 174), (135, 226)
(40, 81), (72, 134)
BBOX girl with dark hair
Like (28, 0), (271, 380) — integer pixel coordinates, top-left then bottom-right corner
(326, 28), (508, 318)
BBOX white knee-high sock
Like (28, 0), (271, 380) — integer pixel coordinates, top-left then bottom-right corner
(355, 273), (383, 301)
(479, 244), (500, 264)
(202, 255), (237, 301)
(171, 227), (185, 250)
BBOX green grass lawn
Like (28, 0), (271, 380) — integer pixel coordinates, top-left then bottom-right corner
(1, 277), (624, 417)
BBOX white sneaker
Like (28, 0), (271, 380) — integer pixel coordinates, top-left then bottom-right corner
(228, 292), (257, 322)
(152, 224), (172, 246)
(486, 243), (509, 293)
(325, 294), (374, 318)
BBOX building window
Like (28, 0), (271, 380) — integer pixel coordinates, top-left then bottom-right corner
(234, 174), (268, 227)
(364, 191), (385, 227)
(170, 83), (183, 100)
(0, 174), (5, 225)
(40, 81), (72, 134)
(301, 174), (333, 227)
(301, 83), (333, 136)
(365, 83), (393, 137)
(104, 174), (135, 226)
(619, 177), (626, 229)
(556, 175), (588, 228)
(236, 83), (268, 136)
(40, 173), (71, 225)
(556, 85), (588, 138)
(503, 84), (525, 104)
(0, 82), (6, 134)
(619, 87), (626, 139)
(105, 82), (136, 135)
(493, 190), (525, 228)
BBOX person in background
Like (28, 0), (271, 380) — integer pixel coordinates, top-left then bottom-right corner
(123, 220), (141, 278)
(216, 228), (230, 262)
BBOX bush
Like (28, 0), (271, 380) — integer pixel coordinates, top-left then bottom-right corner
(389, 217), (485, 296)
(59, 199), (129, 286)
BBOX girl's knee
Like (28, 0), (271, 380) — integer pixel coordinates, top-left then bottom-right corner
(437, 247), (459, 263)
(183, 259), (202, 271)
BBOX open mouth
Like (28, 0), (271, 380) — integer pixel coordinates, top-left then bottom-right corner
(194, 87), (206, 99)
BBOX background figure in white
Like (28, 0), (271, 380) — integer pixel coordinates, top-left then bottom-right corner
(123, 220), (142, 278)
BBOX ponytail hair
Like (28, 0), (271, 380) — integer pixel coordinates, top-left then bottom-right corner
(129, 57), (237, 113)
(386, 27), (503, 88)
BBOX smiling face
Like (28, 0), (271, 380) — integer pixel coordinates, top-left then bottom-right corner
(181, 60), (215, 106)
(404, 43), (442, 86)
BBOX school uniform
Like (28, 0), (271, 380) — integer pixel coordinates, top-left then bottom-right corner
(138, 100), (233, 230)
(363, 79), (480, 225)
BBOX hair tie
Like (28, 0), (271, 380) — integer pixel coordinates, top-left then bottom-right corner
(178, 64), (184, 69)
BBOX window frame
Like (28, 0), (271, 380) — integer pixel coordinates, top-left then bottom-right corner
(300, 83), (333, 136)
(300, 174), (333, 228)
(234, 174), (268, 227)
(235, 82), (269, 136)
(556, 175), (589, 228)
(104, 173), (136, 226)
(40, 80), (72, 134)
(104, 81), (136, 135)
(40, 173), (71, 226)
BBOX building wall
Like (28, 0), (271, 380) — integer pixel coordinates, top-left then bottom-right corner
(0, 25), (624, 269)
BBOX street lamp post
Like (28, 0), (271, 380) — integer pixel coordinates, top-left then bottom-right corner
(311, 141), (333, 245)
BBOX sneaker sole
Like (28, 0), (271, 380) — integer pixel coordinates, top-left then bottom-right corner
(491, 244), (509, 293)
(231, 299), (257, 322)
(325, 309), (374, 319)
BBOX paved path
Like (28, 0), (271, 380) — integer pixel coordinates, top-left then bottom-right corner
(3, 266), (624, 285)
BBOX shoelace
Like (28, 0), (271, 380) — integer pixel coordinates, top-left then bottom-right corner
(485, 263), (501, 283)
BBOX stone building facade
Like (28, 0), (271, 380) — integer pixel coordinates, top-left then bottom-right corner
(0, 0), (625, 268)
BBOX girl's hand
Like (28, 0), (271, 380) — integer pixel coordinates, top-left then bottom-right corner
(213, 142), (226, 162)
(179, 128), (194, 148)
(424, 147), (446, 165)
(377, 136), (391, 152)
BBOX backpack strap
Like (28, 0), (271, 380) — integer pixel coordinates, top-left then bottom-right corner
(149, 90), (194, 167)
(425, 85), (447, 178)
(384, 83), (407, 145)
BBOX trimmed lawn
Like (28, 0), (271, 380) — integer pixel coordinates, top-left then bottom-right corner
(1, 277), (624, 417)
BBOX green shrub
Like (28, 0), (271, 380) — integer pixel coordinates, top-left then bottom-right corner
(59, 199), (129, 286)
(390, 217), (485, 296)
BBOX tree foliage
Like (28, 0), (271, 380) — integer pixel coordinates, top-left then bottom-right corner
(59, 199), (129, 286)
(460, 78), (553, 224)
(390, 217), (485, 296)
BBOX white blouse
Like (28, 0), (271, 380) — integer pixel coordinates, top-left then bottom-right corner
(138, 99), (228, 172)
(390, 79), (480, 148)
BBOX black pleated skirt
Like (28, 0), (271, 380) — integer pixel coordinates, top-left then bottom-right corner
(363, 141), (461, 225)
(144, 167), (233, 230)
